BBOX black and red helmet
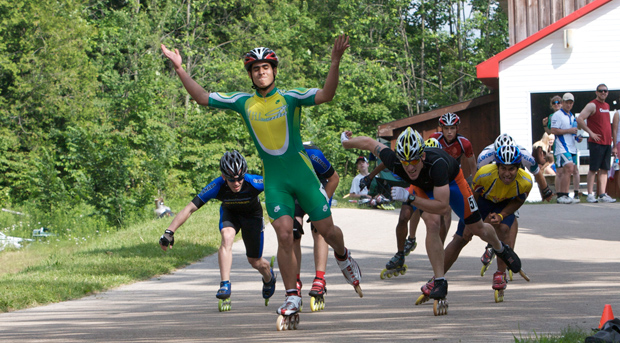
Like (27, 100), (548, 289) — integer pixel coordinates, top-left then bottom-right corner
(438, 112), (460, 127)
(244, 47), (279, 71)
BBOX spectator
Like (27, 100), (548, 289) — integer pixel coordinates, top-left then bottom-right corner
(576, 84), (617, 203)
(533, 133), (556, 175)
(550, 93), (580, 204)
(349, 156), (370, 200)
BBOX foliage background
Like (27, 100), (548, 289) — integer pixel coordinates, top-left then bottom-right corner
(0, 0), (508, 232)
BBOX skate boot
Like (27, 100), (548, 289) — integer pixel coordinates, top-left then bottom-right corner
(492, 271), (507, 303)
(308, 277), (327, 312)
(403, 236), (417, 256)
(216, 280), (232, 312)
(262, 268), (277, 306)
(335, 249), (363, 297)
(429, 278), (448, 316)
(276, 295), (301, 331)
(480, 243), (495, 276)
(380, 252), (407, 279)
(296, 278), (303, 312)
(494, 242), (521, 273)
(415, 277), (434, 305)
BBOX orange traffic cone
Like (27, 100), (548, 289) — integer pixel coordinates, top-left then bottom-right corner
(599, 304), (615, 329)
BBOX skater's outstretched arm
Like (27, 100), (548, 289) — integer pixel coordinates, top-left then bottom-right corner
(161, 44), (211, 106)
(341, 131), (389, 157)
(159, 202), (199, 251)
(315, 34), (350, 105)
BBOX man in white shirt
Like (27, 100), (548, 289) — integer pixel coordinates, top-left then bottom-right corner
(349, 156), (370, 199)
(550, 93), (580, 204)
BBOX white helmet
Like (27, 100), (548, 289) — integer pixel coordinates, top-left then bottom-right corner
(494, 133), (516, 151)
(396, 127), (425, 161)
(439, 112), (460, 127)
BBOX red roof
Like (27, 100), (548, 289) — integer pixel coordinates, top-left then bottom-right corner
(476, 0), (612, 89)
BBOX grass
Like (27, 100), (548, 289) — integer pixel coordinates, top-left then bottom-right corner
(0, 201), (222, 312)
(513, 326), (596, 342)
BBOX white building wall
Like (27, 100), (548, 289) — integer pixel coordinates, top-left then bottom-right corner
(497, 0), (620, 201)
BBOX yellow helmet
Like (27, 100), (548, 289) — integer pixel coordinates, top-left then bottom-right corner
(396, 127), (425, 161)
(425, 138), (441, 148)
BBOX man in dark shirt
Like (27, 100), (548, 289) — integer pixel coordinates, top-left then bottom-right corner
(159, 151), (276, 310)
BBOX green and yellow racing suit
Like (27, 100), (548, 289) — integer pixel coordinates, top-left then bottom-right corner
(209, 87), (330, 222)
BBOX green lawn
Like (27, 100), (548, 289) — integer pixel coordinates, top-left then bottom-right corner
(0, 201), (221, 312)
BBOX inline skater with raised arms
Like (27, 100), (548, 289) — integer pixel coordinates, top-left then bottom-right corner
(161, 35), (361, 331)
(342, 128), (523, 316)
(158, 151), (276, 312)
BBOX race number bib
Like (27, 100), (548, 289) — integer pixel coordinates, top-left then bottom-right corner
(467, 195), (478, 212)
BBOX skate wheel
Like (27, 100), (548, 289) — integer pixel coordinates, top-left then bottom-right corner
(265, 298), (269, 306)
(310, 297), (318, 312)
(415, 293), (429, 306)
(494, 289), (504, 303)
(480, 263), (490, 277)
(519, 270), (531, 282)
(320, 298), (325, 310)
(270, 255), (275, 268)
(354, 284), (363, 298)
(433, 299), (448, 316)
(508, 270), (513, 281)
(291, 314), (299, 330)
(401, 264), (408, 275)
(218, 298), (231, 312)
(276, 315), (286, 331)
(380, 268), (388, 280)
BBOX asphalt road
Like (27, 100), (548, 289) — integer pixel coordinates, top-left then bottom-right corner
(1, 203), (619, 343)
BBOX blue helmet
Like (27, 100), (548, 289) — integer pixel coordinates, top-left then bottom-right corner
(495, 145), (522, 165)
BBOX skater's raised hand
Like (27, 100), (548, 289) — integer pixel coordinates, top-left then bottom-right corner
(161, 44), (183, 70)
(331, 34), (350, 62)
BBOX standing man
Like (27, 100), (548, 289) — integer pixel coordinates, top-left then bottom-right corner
(161, 35), (362, 321)
(576, 84), (617, 203)
(158, 151), (276, 311)
(550, 93), (580, 204)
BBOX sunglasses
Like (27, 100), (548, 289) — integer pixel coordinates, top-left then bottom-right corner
(597, 89), (608, 93)
(226, 176), (244, 183)
(552, 101), (561, 105)
(400, 158), (421, 166)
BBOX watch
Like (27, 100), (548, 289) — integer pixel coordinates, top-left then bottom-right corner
(407, 194), (416, 204)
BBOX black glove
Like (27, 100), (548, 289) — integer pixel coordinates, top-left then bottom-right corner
(159, 229), (175, 248)
(359, 176), (372, 190)
(541, 186), (553, 201)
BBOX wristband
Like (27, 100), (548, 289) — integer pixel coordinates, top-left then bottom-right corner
(497, 213), (504, 221)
